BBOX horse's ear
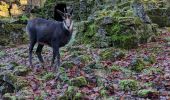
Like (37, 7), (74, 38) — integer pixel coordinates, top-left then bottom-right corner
(57, 10), (65, 17)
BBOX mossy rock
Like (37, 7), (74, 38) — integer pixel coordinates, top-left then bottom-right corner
(35, 96), (44, 100)
(2, 93), (16, 100)
(10, 62), (19, 67)
(58, 86), (78, 100)
(66, 86), (77, 97)
(143, 82), (154, 88)
(99, 48), (125, 61)
(100, 89), (108, 97)
(0, 81), (15, 95)
(138, 89), (159, 98)
(0, 51), (6, 58)
(18, 53), (28, 58)
(76, 14), (157, 49)
(143, 54), (156, 65)
(111, 34), (138, 49)
(147, 8), (170, 27)
(77, 55), (93, 64)
(58, 95), (69, 100)
(14, 66), (30, 76)
(164, 37), (170, 42)
(0, 72), (29, 91)
(0, 71), (17, 85)
(117, 1), (131, 9)
(70, 76), (88, 87)
(60, 61), (75, 69)
(119, 79), (138, 91)
(0, 23), (27, 46)
(111, 65), (121, 72)
(112, 66), (133, 78)
(73, 92), (84, 100)
(142, 67), (162, 75)
(0, 64), (7, 70)
(14, 77), (30, 91)
(3, 24), (25, 33)
(16, 87), (34, 99)
(58, 67), (69, 82)
(129, 58), (145, 72)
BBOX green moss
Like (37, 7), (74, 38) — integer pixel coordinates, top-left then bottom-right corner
(3, 93), (16, 100)
(0, 23), (27, 46)
(42, 72), (55, 81)
(3, 24), (25, 33)
(73, 92), (83, 100)
(1, 72), (17, 85)
(143, 82), (154, 87)
(119, 79), (138, 91)
(111, 34), (138, 49)
(142, 67), (162, 75)
(147, 15), (168, 27)
(118, 1), (131, 9)
(58, 86), (81, 100)
(16, 87), (34, 99)
(100, 89), (108, 97)
(60, 61), (75, 69)
(58, 67), (69, 82)
(111, 65), (120, 72)
(58, 95), (69, 100)
(99, 48), (125, 61)
(130, 58), (145, 72)
(164, 37), (170, 42)
(75, 2), (159, 49)
(143, 54), (156, 64)
(77, 55), (93, 64)
(70, 76), (88, 87)
(0, 64), (6, 69)
(83, 23), (97, 44)
(10, 62), (19, 67)
(14, 66), (30, 76)
(0, 51), (6, 57)
(65, 86), (76, 98)
(35, 96), (43, 100)
(138, 89), (158, 97)
(15, 77), (30, 91)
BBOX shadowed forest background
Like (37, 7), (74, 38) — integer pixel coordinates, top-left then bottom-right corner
(0, 0), (170, 99)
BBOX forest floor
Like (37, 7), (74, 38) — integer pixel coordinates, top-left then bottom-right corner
(0, 30), (170, 99)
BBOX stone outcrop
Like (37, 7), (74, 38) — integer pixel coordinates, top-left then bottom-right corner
(75, 0), (160, 49)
